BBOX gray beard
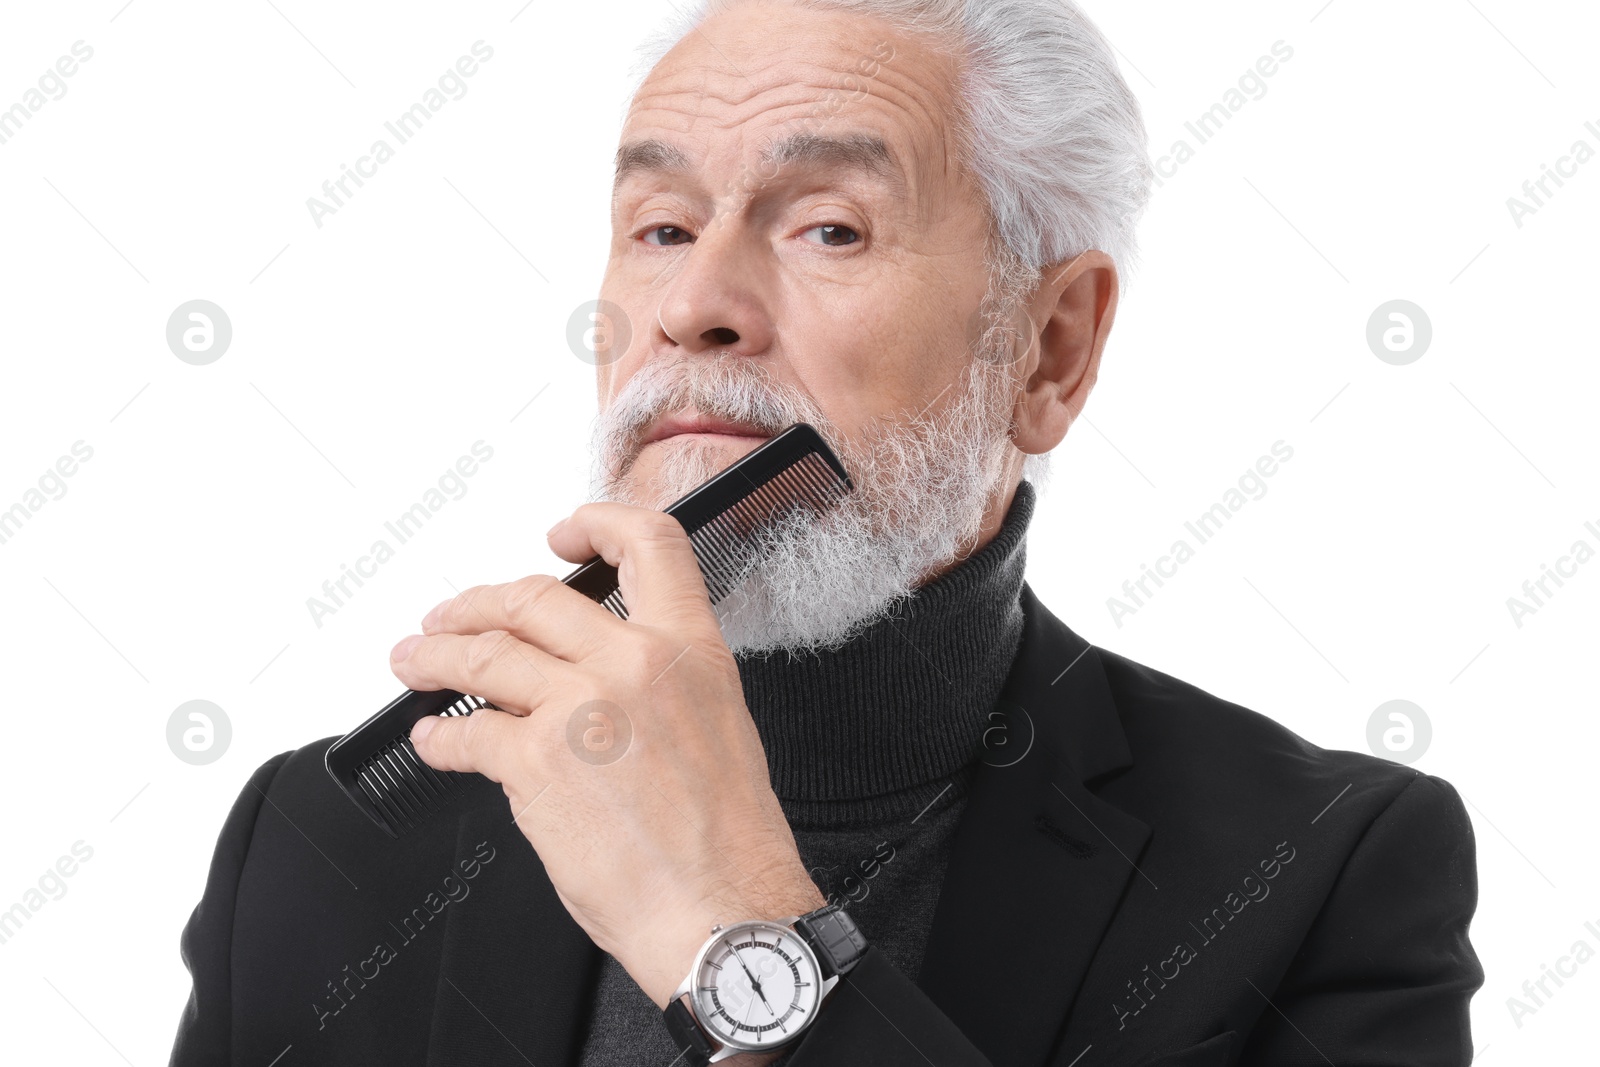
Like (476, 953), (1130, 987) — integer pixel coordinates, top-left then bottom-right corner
(587, 328), (1020, 659)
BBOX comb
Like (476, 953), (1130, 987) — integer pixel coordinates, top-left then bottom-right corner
(325, 422), (853, 837)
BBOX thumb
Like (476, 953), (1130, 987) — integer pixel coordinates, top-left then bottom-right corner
(409, 706), (515, 781)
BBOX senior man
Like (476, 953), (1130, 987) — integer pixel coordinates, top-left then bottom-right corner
(169, 1), (1482, 1064)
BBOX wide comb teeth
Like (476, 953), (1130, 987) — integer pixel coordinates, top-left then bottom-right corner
(326, 423), (853, 838)
(349, 694), (490, 836)
(615, 452), (850, 618)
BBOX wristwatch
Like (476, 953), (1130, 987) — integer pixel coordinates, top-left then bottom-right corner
(662, 902), (869, 1064)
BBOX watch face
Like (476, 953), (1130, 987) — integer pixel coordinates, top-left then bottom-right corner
(690, 920), (824, 1052)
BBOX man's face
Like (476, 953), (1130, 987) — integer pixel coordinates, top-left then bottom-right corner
(596, 0), (1001, 500)
(589, 0), (1028, 655)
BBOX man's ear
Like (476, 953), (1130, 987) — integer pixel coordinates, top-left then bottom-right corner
(1011, 249), (1119, 455)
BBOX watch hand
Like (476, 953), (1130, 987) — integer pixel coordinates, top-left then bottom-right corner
(729, 944), (761, 989)
(753, 978), (775, 1015)
(729, 942), (777, 1016)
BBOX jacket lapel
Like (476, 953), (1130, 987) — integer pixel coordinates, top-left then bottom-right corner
(426, 795), (601, 1066)
(918, 582), (1150, 1067)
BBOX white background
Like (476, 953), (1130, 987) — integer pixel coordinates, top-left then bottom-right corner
(0, 0), (1594, 1062)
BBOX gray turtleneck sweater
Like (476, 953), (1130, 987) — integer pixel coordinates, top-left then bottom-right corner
(577, 480), (1036, 1065)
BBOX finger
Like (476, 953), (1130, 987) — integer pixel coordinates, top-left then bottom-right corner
(409, 703), (521, 782)
(546, 501), (717, 631)
(390, 629), (571, 713)
(421, 574), (628, 663)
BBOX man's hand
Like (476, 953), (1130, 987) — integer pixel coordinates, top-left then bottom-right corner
(389, 502), (826, 1016)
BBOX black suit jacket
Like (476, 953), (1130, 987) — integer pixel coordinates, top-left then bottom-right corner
(169, 583), (1482, 1066)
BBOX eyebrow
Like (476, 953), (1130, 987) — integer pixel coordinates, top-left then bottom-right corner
(612, 132), (905, 196)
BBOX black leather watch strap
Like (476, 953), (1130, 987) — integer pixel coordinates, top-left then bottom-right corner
(664, 996), (716, 1067)
(792, 903), (869, 981)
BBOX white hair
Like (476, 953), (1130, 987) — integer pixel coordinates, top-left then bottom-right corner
(625, 0), (1155, 494)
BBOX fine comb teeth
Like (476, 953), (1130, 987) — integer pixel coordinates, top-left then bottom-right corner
(326, 422), (854, 837)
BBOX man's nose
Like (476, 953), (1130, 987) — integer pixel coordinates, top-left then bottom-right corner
(654, 222), (775, 356)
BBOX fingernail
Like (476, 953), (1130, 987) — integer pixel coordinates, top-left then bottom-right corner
(421, 598), (450, 631)
(410, 715), (437, 745)
(546, 518), (567, 538)
(391, 634), (423, 662)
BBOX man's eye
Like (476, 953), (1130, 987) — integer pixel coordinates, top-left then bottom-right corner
(802, 224), (860, 247)
(641, 225), (694, 246)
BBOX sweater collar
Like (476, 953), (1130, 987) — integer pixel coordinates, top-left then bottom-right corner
(735, 479), (1036, 825)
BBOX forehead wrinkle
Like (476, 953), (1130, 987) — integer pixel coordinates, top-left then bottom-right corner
(617, 45), (968, 219)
